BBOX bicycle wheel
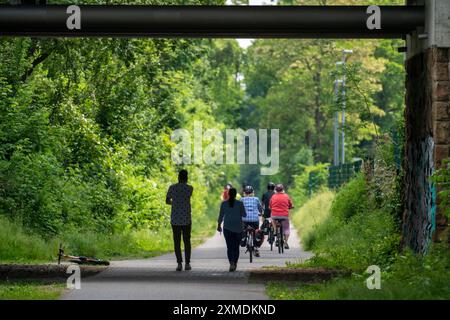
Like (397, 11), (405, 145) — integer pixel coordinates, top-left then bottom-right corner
(280, 223), (284, 254)
(269, 228), (274, 251)
(248, 232), (253, 263)
(277, 227), (282, 254)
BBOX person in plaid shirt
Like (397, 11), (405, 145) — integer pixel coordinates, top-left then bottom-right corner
(241, 185), (263, 257)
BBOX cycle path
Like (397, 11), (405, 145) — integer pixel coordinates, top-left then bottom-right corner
(62, 223), (312, 300)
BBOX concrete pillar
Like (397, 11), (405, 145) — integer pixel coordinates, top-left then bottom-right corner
(403, 0), (449, 252)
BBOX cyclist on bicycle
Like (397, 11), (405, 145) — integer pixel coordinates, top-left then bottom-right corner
(241, 185), (263, 257)
(261, 182), (275, 220)
(260, 182), (275, 235)
(269, 184), (294, 249)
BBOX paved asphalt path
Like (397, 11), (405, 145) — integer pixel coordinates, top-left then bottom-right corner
(62, 223), (312, 300)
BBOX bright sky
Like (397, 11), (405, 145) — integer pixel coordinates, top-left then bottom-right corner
(226, 0), (278, 49)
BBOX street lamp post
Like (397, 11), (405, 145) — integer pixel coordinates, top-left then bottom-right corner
(336, 49), (353, 165)
(333, 79), (343, 166)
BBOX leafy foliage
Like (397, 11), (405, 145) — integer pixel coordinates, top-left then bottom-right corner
(241, 7), (405, 190)
(431, 158), (450, 219)
(0, 1), (245, 260)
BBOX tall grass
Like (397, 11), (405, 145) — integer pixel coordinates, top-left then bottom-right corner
(0, 209), (217, 263)
(0, 216), (58, 263)
(0, 215), (168, 263)
(291, 175), (400, 271)
(292, 190), (334, 250)
(61, 229), (174, 260)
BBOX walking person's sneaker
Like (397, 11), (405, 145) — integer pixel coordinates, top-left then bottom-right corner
(229, 263), (237, 272)
(255, 249), (260, 257)
(284, 243), (289, 249)
(185, 263), (192, 271)
(176, 263), (183, 271)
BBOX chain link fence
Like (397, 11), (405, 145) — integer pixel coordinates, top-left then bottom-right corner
(327, 160), (363, 190)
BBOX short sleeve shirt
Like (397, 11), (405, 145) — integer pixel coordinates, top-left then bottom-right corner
(241, 196), (262, 222)
(166, 183), (193, 226)
(269, 193), (293, 218)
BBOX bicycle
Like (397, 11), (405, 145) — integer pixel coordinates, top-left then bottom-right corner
(244, 225), (256, 263)
(273, 219), (284, 254)
(57, 243), (110, 266)
(267, 223), (275, 251)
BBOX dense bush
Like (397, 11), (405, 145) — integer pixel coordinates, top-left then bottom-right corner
(288, 165), (447, 299)
(293, 158), (402, 271)
(0, 23), (242, 261)
(431, 157), (450, 220)
(307, 207), (400, 270)
(330, 174), (368, 223)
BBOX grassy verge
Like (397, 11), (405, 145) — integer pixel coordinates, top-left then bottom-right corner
(0, 280), (64, 300)
(291, 175), (400, 271)
(267, 244), (450, 300)
(292, 189), (334, 252)
(0, 208), (218, 300)
(272, 174), (450, 300)
(0, 209), (217, 264)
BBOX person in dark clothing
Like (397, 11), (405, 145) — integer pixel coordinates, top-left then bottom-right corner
(166, 169), (194, 271)
(261, 182), (276, 220)
(217, 188), (247, 272)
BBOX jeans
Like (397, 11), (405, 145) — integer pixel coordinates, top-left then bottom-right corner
(171, 224), (191, 264)
(223, 228), (241, 264)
